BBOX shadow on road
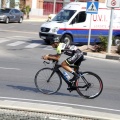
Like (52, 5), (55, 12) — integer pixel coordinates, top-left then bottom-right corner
(7, 85), (80, 98)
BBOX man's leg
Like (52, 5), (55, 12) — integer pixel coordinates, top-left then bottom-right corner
(61, 61), (79, 82)
(61, 60), (73, 72)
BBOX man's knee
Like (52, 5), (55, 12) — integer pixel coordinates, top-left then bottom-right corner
(61, 61), (67, 67)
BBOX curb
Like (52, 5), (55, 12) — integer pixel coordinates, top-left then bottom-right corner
(83, 52), (120, 61)
(24, 19), (47, 22)
(23, 18), (47, 22)
(0, 100), (120, 120)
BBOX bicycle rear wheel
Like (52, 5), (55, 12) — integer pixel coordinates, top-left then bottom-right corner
(34, 68), (62, 94)
(76, 71), (103, 99)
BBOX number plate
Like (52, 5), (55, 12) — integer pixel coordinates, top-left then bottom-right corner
(41, 36), (46, 39)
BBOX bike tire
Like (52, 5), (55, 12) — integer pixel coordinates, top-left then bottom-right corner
(34, 67), (62, 94)
(76, 71), (103, 99)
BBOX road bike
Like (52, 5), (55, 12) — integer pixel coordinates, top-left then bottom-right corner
(34, 60), (103, 99)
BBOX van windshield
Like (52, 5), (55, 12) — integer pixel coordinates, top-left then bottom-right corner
(52, 10), (76, 22)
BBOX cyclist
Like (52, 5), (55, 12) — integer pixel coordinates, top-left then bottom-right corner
(42, 36), (84, 83)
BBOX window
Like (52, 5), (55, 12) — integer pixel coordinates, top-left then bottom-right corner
(14, 9), (20, 13)
(71, 11), (86, 24)
(10, 9), (15, 14)
(52, 10), (76, 22)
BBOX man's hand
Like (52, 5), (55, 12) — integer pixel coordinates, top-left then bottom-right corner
(42, 55), (49, 60)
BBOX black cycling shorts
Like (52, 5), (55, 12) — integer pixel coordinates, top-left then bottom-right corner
(65, 50), (84, 66)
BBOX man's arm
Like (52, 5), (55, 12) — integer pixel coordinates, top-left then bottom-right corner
(42, 54), (61, 61)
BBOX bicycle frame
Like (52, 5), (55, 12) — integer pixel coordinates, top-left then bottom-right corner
(44, 60), (89, 89)
(51, 62), (71, 86)
(35, 60), (103, 99)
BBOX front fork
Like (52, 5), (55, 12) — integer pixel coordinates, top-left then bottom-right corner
(47, 69), (55, 82)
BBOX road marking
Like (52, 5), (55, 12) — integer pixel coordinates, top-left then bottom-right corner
(13, 36), (32, 39)
(0, 96), (120, 113)
(0, 67), (21, 70)
(44, 46), (54, 50)
(7, 41), (25, 46)
(25, 43), (40, 48)
(0, 39), (11, 43)
(0, 30), (38, 34)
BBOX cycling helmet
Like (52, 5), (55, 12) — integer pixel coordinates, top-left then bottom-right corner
(50, 36), (60, 44)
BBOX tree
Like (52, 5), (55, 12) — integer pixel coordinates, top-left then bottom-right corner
(25, 5), (31, 19)
(1, 0), (6, 8)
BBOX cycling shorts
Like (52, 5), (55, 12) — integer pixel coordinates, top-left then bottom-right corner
(65, 49), (84, 66)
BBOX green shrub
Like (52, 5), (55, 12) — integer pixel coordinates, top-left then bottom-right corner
(93, 36), (108, 52)
(117, 45), (120, 54)
(93, 36), (115, 52)
(21, 8), (26, 15)
(21, 5), (31, 19)
(25, 5), (31, 19)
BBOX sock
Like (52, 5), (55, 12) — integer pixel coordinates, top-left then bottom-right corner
(70, 71), (79, 78)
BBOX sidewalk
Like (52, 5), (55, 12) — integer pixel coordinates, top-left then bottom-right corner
(23, 15), (48, 22)
(24, 15), (120, 61)
(79, 45), (120, 61)
(0, 100), (120, 120)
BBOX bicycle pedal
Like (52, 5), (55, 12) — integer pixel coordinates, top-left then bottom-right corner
(67, 88), (73, 92)
(67, 86), (76, 91)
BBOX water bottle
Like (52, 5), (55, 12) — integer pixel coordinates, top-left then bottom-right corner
(63, 71), (70, 80)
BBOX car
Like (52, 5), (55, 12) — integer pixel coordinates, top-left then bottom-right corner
(0, 8), (24, 24)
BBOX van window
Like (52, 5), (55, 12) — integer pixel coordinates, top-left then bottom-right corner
(71, 11), (86, 24)
(52, 10), (76, 22)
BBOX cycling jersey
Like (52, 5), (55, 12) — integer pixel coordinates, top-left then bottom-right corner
(56, 43), (84, 65)
(56, 43), (82, 56)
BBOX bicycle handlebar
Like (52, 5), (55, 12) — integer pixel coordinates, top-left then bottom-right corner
(43, 60), (58, 65)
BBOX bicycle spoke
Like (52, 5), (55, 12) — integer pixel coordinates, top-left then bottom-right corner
(76, 72), (103, 99)
(34, 68), (62, 94)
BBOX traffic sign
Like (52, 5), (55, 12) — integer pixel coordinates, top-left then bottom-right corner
(86, 1), (99, 14)
(107, 0), (120, 8)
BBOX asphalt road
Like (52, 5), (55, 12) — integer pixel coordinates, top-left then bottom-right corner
(0, 21), (120, 116)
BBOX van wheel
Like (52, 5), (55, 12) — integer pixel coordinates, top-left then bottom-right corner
(61, 34), (72, 45)
(114, 36), (120, 46)
(5, 17), (9, 24)
(44, 39), (50, 45)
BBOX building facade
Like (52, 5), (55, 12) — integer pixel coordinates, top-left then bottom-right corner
(25, 0), (106, 16)
(0, 0), (106, 16)
(0, 0), (20, 9)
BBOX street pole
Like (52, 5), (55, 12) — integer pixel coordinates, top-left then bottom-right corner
(53, 0), (56, 14)
(87, 14), (92, 48)
(107, 8), (114, 53)
(87, 0), (94, 48)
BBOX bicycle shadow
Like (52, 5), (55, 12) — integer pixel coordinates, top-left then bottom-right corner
(7, 85), (79, 98)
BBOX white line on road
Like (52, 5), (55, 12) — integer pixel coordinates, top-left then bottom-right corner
(0, 67), (21, 70)
(1, 30), (37, 34)
(0, 39), (11, 43)
(0, 96), (120, 113)
(7, 41), (25, 46)
(44, 46), (54, 50)
(13, 36), (32, 39)
(25, 43), (40, 48)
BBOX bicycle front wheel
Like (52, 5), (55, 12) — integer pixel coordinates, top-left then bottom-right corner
(76, 71), (103, 99)
(34, 68), (62, 94)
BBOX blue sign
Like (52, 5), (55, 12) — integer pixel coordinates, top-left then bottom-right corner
(86, 1), (99, 14)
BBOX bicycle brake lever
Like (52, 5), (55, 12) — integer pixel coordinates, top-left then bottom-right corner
(43, 61), (50, 66)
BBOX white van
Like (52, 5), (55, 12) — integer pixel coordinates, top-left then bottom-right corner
(39, 2), (120, 45)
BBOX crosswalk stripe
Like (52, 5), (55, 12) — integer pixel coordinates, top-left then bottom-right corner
(0, 39), (11, 43)
(43, 46), (54, 50)
(7, 41), (25, 46)
(25, 43), (40, 48)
